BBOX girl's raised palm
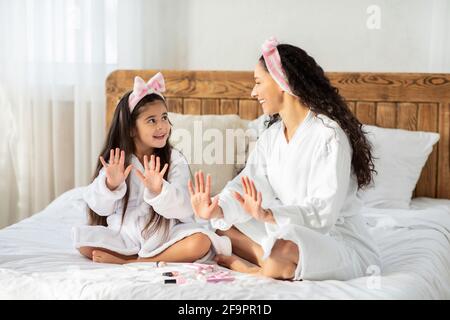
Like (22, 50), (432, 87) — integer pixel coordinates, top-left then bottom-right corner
(135, 154), (169, 195)
(188, 171), (220, 220)
(99, 148), (133, 191)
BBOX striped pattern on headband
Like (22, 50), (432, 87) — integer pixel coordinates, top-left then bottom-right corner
(261, 37), (297, 97)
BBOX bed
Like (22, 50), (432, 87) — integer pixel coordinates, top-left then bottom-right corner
(1, 70), (449, 299)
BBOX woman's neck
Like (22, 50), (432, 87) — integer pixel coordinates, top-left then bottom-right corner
(278, 97), (310, 143)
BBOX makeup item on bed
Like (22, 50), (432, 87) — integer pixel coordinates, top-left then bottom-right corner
(206, 271), (235, 283)
(164, 277), (186, 285)
(162, 271), (179, 277)
(193, 270), (235, 283)
(179, 263), (235, 283)
(156, 261), (167, 268)
(184, 263), (217, 274)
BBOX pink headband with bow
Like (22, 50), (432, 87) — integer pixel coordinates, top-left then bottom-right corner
(261, 37), (297, 97)
(128, 72), (166, 112)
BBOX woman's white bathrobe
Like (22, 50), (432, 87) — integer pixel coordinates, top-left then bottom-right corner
(211, 111), (381, 281)
(72, 149), (231, 260)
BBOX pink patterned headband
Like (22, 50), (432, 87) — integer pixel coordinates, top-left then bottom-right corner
(128, 72), (166, 112)
(261, 37), (297, 97)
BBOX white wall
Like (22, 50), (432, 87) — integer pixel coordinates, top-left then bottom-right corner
(142, 0), (450, 73)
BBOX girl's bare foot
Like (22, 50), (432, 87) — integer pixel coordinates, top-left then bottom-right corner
(214, 254), (260, 274)
(92, 250), (126, 264)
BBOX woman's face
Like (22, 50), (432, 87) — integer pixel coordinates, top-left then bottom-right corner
(251, 62), (284, 115)
(133, 101), (171, 150)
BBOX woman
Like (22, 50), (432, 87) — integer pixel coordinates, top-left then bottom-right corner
(188, 37), (381, 281)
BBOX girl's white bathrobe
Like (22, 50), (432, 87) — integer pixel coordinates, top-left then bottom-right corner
(211, 111), (381, 281)
(72, 149), (231, 260)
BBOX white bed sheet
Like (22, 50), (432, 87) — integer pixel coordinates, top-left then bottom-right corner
(0, 187), (449, 299)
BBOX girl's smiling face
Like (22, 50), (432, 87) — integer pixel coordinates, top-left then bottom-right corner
(251, 62), (284, 115)
(133, 101), (171, 151)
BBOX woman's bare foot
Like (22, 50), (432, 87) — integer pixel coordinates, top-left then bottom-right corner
(92, 250), (127, 264)
(214, 254), (261, 275)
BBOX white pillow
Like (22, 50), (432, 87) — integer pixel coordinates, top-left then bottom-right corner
(247, 115), (440, 209)
(168, 112), (249, 196)
(357, 125), (440, 209)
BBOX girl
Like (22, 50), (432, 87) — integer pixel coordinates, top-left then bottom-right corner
(188, 38), (381, 281)
(72, 72), (231, 264)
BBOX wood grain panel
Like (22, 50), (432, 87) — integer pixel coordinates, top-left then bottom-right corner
(106, 70), (254, 98)
(220, 99), (238, 115)
(437, 102), (450, 199)
(238, 100), (259, 120)
(201, 99), (220, 115)
(415, 103), (438, 197)
(356, 102), (376, 125)
(183, 98), (201, 115)
(327, 73), (450, 101)
(166, 98), (183, 113)
(397, 103), (418, 130)
(376, 102), (396, 128)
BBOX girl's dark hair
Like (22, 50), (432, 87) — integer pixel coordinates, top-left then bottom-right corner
(88, 92), (172, 239)
(260, 44), (375, 189)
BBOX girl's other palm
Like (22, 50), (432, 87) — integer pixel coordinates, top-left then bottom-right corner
(135, 154), (169, 194)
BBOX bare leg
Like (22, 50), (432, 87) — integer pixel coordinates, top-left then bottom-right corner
(91, 232), (212, 265)
(258, 240), (299, 280)
(214, 227), (264, 275)
(78, 246), (137, 261)
(214, 254), (262, 275)
(91, 250), (133, 264)
(215, 227), (299, 280)
(216, 227), (265, 266)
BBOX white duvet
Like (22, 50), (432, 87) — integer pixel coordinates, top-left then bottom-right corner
(0, 187), (449, 299)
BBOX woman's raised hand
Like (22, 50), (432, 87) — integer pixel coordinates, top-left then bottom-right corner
(99, 148), (133, 191)
(135, 155), (169, 195)
(188, 171), (221, 220)
(233, 176), (273, 223)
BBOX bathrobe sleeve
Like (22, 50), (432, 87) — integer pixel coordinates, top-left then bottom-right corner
(265, 129), (352, 235)
(210, 131), (282, 230)
(143, 149), (194, 221)
(83, 168), (127, 216)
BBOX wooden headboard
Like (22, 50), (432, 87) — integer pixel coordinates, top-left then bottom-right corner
(106, 70), (450, 199)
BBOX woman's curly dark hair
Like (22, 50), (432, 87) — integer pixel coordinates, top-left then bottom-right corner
(260, 44), (375, 189)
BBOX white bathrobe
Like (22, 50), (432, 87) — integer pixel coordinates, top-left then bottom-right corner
(72, 149), (231, 260)
(211, 111), (381, 281)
